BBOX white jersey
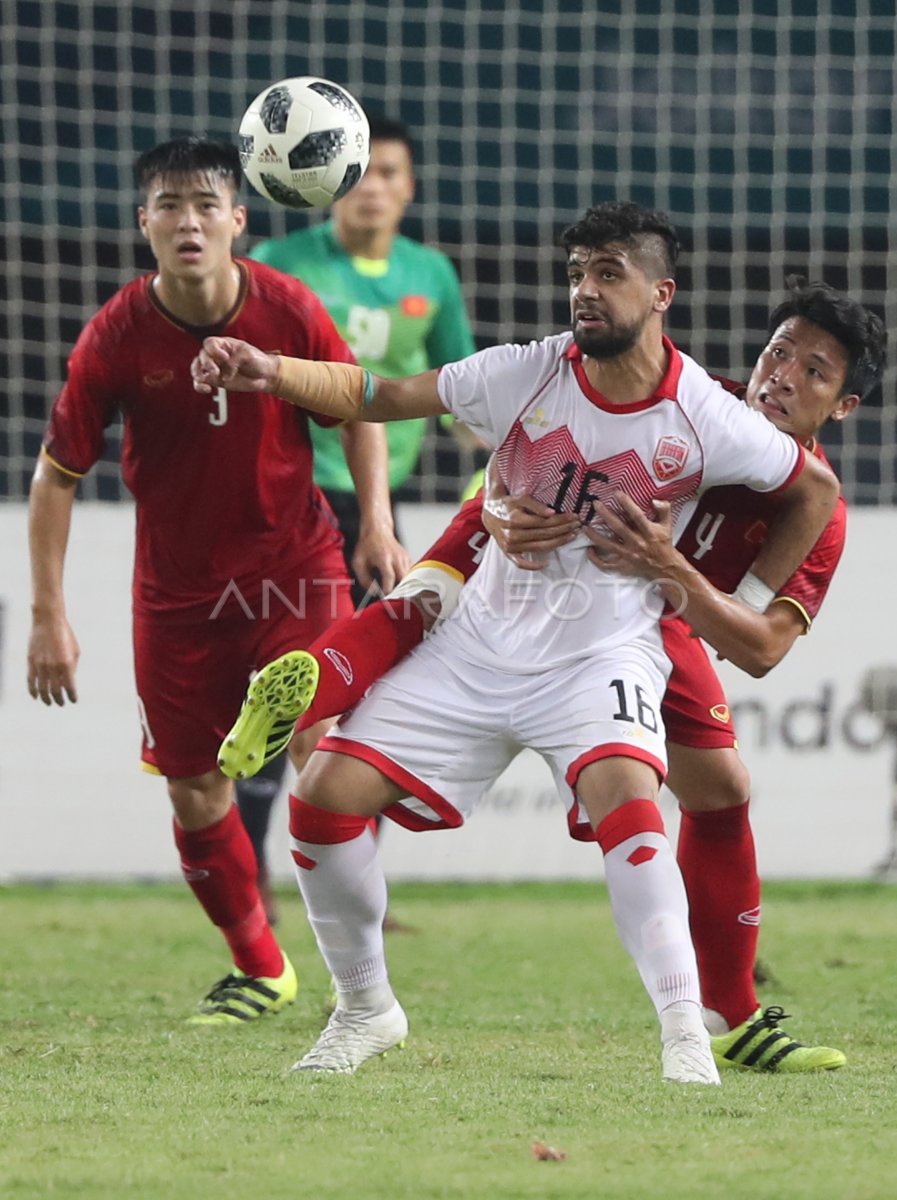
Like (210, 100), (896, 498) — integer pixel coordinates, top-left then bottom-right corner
(436, 331), (802, 672)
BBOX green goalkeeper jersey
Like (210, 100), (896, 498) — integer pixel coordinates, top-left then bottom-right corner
(249, 220), (476, 492)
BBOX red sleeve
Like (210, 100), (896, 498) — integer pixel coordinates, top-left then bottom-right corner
(43, 317), (121, 476)
(415, 493), (487, 580)
(775, 495), (846, 624)
(710, 375), (747, 399)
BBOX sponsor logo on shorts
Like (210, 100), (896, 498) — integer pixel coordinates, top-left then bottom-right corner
(653, 435), (690, 481)
(143, 369), (174, 388)
(323, 647), (354, 685)
(710, 703), (731, 723)
(737, 905), (761, 926)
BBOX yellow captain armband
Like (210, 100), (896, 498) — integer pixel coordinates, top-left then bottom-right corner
(272, 356), (375, 421)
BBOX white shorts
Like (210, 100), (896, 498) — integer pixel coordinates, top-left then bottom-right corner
(318, 629), (669, 841)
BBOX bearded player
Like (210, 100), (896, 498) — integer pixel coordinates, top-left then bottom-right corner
(193, 202), (839, 1083)
(216, 274), (881, 1074)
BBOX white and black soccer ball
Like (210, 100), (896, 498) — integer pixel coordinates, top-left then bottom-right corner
(238, 76), (370, 209)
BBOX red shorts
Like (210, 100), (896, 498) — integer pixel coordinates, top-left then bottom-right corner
(660, 616), (737, 749)
(134, 547), (353, 779)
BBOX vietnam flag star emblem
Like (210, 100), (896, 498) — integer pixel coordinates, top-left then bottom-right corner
(401, 295), (430, 318)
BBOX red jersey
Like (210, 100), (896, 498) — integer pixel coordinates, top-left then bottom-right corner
(44, 258), (353, 615)
(677, 440), (846, 625)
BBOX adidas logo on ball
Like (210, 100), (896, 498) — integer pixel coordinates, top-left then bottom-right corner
(239, 75), (370, 210)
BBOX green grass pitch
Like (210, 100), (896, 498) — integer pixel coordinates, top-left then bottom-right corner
(2, 880), (895, 1200)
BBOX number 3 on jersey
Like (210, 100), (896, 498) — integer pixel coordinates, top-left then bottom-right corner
(209, 388), (228, 427)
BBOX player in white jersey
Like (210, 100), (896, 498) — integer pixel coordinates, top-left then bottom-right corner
(192, 201), (838, 1085)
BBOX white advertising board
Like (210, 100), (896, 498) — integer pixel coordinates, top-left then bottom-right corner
(1, 501), (894, 881)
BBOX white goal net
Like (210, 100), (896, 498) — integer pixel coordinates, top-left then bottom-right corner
(3, 0), (895, 503)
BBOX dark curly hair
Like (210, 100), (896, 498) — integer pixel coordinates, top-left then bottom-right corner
(560, 201), (680, 279)
(767, 275), (887, 399)
(134, 137), (242, 193)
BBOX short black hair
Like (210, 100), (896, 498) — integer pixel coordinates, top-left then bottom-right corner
(767, 274), (887, 400)
(134, 137), (242, 192)
(560, 201), (680, 279)
(367, 115), (415, 160)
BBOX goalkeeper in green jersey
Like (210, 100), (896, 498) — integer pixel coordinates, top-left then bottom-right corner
(240, 117), (476, 919)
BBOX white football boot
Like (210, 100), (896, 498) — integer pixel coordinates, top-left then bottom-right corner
(292, 1000), (408, 1074)
(660, 1001), (722, 1085)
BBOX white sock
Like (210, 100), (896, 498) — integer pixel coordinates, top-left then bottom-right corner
(291, 825), (392, 1009)
(601, 831), (701, 1014)
(660, 1000), (707, 1044)
(701, 1007), (730, 1036)
(337, 980), (397, 1015)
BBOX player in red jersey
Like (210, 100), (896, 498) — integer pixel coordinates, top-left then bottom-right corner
(26, 138), (408, 1025)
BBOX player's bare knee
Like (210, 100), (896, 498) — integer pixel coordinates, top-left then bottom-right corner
(670, 747), (751, 812)
(298, 748), (401, 817)
(167, 770), (232, 830)
(574, 757), (662, 827)
(287, 720), (329, 774)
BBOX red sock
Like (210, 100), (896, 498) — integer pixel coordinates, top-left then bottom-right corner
(174, 805), (283, 979)
(677, 801), (760, 1029)
(298, 597), (425, 729)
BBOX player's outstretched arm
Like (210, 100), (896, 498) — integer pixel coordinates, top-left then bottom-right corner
(27, 454), (81, 705)
(192, 336), (446, 423)
(585, 495), (812, 677)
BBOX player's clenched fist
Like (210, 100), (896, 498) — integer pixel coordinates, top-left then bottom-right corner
(191, 336), (279, 393)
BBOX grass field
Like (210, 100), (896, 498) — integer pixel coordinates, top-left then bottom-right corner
(2, 880), (895, 1200)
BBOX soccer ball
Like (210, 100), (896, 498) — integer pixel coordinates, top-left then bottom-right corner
(238, 76), (370, 209)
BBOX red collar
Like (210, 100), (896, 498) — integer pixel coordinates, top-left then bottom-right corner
(564, 334), (684, 412)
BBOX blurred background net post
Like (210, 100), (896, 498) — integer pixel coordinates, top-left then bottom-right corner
(1, 0), (895, 884)
(2, 0), (895, 504)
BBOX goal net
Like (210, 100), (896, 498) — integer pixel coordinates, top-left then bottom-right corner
(3, 0), (894, 503)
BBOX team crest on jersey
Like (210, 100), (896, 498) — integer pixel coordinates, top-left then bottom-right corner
(143, 369), (174, 388)
(710, 704), (731, 723)
(653, 435), (690, 481)
(745, 520), (768, 545)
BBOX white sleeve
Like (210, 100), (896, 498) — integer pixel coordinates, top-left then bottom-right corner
(437, 339), (559, 449)
(698, 384), (801, 493)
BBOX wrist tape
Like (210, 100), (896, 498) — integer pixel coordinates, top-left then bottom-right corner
(733, 571), (776, 612)
(273, 357), (374, 420)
